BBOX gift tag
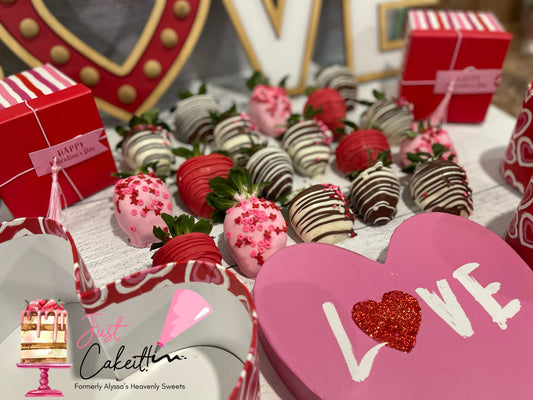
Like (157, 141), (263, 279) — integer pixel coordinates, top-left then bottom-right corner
(0, 0), (210, 120)
(255, 213), (533, 399)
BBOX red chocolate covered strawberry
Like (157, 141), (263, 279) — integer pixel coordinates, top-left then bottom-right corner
(206, 167), (288, 279)
(304, 87), (347, 139)
(246, 71), (292, 138)
(335, 124), (391, 176)
(174, 141), (234, 219)
(151, 213), (222, 267)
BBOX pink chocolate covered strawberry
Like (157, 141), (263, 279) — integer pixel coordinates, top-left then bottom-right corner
(151, 213), (222, 267)
(399, 121), (457, 168)
(247, 71), (292, 138)
(174, 141), (234, 218)
(113, 171), (173, 248)
(207, 167), (288, 278)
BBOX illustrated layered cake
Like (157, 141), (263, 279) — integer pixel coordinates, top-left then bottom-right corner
(20, 299), (67, 364)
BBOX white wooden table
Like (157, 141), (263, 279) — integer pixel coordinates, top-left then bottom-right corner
(0, 79), (524, 399)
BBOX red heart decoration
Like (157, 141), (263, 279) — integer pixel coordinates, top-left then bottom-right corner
(513, 109), (532, 139)
(0, 0), (210, 120)
(520, 213), (533, 248)
(518, 137), (533, 166)
(352, 291), (421, 353)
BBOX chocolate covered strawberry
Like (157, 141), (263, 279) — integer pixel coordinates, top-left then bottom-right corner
(359, 90), (413, 143)
(316, 64), (358, 111)
(289, 183), (356, 244)
(246, 71), (292, 138)
(348, 151), (400, 225)
(304, 87), (346, 139)
(404, 144), (473, 218)
(151, 213), (222, 267)
(116, 109), (173, 179)
(281, 107), (334, 178)
(399, 121), (457, 168)
(174, 141), (234, 219)
(335, 124), (391, 176)
(173, 83), (218, 143)
(212, 105), (261, 167)
(206, 167), (288, 279)
(113, 171), (173, 248)
(245, 145), (294, 202)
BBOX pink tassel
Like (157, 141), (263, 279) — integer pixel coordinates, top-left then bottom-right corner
(46, 157), (64, 224)
(429, 80), (456, 126)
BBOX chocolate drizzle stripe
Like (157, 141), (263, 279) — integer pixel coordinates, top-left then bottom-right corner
(21, 343), (66, 350)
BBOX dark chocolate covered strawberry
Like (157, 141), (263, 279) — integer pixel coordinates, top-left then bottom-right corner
(348, 151), (400, 225)
(174, 141), (234, 219)
(151, 213), (222, 267)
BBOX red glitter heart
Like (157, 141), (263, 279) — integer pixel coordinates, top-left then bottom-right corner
(352, 290), (421, 353)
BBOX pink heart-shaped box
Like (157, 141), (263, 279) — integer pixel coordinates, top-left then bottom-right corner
(255, 213), (533, 399)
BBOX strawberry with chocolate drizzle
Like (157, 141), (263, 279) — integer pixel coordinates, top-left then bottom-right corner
(212, 104), (262, 167)
(404, 143), (473, 218)
(246, 71), (292, 138)
(207, 167), (288, 279)
(281, 106), (334, 178)
(116, 109), (173, 179)
(174, 141), (234, 219)
(347, 151), (400, 225)
(151, 213), (222, 267)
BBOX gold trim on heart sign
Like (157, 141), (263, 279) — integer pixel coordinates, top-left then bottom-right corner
(32, 0), (165, 77)
(262, 0), (286, 38)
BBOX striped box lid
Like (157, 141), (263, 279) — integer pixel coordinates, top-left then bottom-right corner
(408, 9), (505, 33)
(0, 64), (76, 111)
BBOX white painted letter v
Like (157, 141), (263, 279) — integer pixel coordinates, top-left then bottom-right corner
(322, 302), (387, 383)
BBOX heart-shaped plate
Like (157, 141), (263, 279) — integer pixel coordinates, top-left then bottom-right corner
(0, 0), (210, 120)
(254, 213), (533, 399)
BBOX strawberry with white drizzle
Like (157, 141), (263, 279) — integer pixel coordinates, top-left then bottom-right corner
(113, 171), (173, 248)
(207, 167), (288, 279)
(247, 71), (292, 138)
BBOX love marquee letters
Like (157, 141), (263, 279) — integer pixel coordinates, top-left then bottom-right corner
(323, 262), (522, 383)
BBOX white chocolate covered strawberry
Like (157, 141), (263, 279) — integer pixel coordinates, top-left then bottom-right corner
(207, 167), (288, 278)
(113, 172), (173, 247)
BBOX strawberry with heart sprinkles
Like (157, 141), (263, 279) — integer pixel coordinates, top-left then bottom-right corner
(206, 167), (288, 278)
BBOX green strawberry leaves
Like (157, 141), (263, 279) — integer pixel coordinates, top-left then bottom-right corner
(151, 213), (213, 250)
(178, 82), (207, 100)
(402, 143), (452, 173)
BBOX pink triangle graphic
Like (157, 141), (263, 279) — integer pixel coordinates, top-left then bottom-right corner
(155, 289), (213, 352)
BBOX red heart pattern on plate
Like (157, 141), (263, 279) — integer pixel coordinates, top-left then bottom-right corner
(352, 291), (421, 353)
(255, 213), (533, 399)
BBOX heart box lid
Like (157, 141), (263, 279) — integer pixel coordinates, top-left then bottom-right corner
(254, 212), (533, 399)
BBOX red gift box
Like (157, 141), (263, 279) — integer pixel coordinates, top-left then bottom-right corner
(0, 64), (117, 218)
(398, 9), (512, 123)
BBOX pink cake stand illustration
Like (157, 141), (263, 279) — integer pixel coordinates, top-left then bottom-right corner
(16, 363), (71, 397)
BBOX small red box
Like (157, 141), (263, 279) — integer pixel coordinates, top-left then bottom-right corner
(0, 64), (117, 218)
(398, 9), (512, 123)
